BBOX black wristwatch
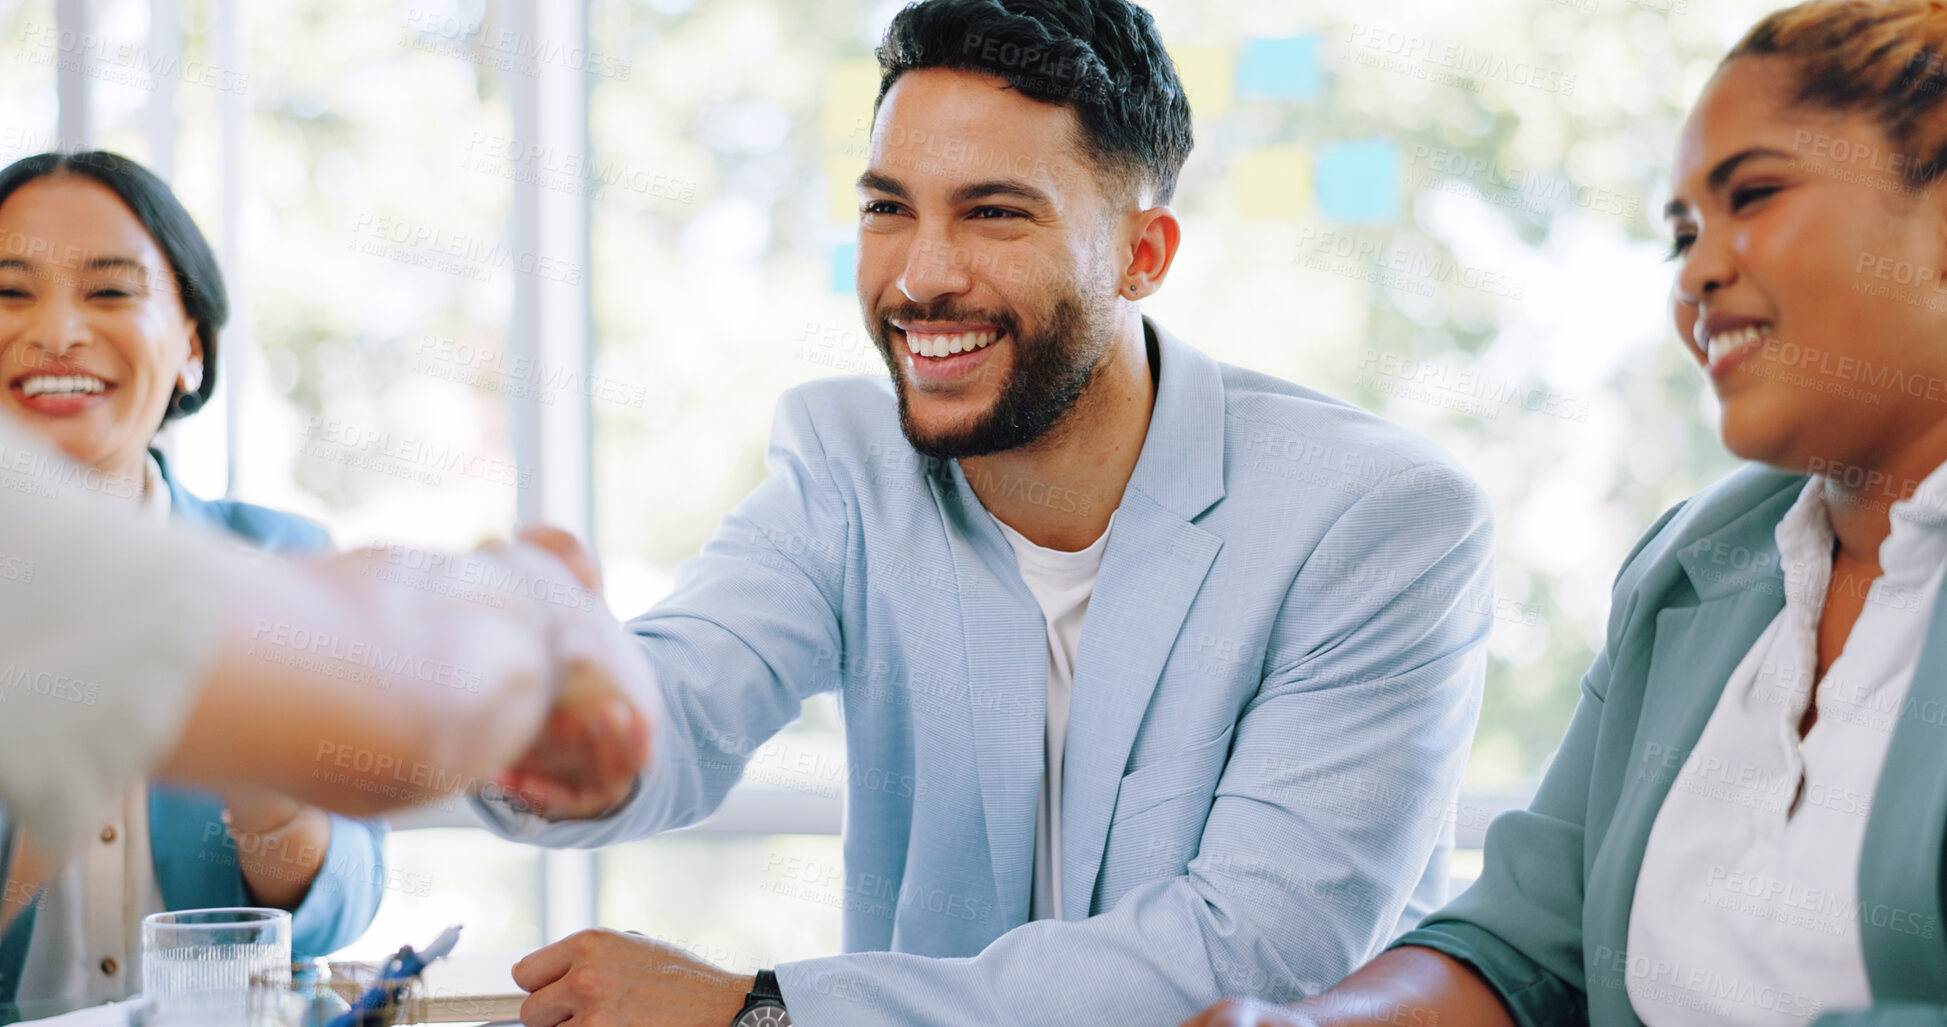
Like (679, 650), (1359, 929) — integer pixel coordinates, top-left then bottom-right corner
(731, 968), (791, 1026)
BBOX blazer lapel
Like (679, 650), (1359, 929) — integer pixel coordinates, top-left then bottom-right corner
(1857, 586), (1947, 1001)
(1061, 493), (1220, 916)
(1587, 592), (1783, 939)
(936, 459), (1052, 927)
(933, 319), (1228, 925)
(1584, 497), (1791, 1008)
(1060, 320), (1227, 918)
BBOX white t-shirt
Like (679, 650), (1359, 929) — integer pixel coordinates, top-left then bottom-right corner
(0, 416), (224, 850)
(1627, 466), (1947, 1025)
(988, 510), (1115, 922)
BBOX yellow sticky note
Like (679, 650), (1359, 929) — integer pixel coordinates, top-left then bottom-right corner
(1172, 45), (1235, 121)
(826, 152), (867, 224)
(822, 59), (883, 145)
(1233, 145), (1312, 219)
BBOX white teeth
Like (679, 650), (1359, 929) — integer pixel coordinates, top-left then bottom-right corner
(18, 375), (107, 398)
(906, 330), (999, 359)
(1704, 324), (1769, 367)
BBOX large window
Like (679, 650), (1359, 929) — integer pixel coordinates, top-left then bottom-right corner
(0, 2), (57, 161)
(26, 0), (1773, 964)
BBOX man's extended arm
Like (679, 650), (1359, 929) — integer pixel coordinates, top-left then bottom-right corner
(0, 417), (651, 856)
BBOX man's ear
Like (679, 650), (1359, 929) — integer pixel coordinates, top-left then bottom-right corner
(1121, 204), (1181, 300)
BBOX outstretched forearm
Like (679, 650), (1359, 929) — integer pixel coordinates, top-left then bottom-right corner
(0, 417), (649, 852)
(164, 545), (567, 818)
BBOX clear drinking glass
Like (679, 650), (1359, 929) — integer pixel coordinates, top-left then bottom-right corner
(140, 907), (292, 1025)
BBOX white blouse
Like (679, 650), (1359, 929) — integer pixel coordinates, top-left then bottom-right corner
(16, 783), (161, 1002)
(1626, 464), (1947, 1025)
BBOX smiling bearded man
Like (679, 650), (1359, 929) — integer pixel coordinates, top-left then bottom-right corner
(477, 2), (1497, 1025)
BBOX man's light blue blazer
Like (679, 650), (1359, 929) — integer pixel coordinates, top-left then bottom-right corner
(476, 320), (1495, 1025)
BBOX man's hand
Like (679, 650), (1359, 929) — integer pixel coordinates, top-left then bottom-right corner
(491, 528), (656, 821)
(513, 928), (751, 1027)
(493, 677), (648, 820)
(1182, 999), (1319, 1027)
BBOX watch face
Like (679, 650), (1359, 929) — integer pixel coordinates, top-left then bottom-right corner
(734, 1002), (791, 1027)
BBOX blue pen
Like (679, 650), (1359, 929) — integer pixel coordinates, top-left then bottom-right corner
(325, 925), (463, 1027)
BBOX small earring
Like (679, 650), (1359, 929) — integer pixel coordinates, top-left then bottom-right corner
(179, 361), (203, 395)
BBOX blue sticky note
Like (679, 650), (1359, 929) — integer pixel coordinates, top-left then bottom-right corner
(1238, 36), (1321, 99)
(1315, 139), (1401, 224)
(832, 242), (856, 293)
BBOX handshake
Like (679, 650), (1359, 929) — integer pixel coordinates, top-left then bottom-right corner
(0, 515), (662, 937)
(163, 522), (664, 829)
(473, 525), (657, 822)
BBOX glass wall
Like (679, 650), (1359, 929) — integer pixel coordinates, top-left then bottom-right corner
(0, 1), (59, 161)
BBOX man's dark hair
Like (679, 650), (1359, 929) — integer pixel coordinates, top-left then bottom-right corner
(0, 151), (227, 421)
(874, 0), (1194, 204)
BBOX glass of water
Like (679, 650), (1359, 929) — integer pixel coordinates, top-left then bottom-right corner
(140, 907), (292, 1025)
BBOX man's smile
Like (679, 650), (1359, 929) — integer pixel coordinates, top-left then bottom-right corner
(894, 321), (1009, 387)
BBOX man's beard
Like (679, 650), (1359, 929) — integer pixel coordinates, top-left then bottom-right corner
(868, 290), (1110, 460)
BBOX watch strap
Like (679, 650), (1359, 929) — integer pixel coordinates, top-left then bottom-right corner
(732, 968), (790, 1026)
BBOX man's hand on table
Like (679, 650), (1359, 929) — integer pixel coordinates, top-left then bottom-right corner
(513, 928), (751, 1027)
(490, 527), (656, 821)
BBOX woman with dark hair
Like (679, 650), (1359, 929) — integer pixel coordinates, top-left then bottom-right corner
(1186, 2), (1947, 1025)
(0, 151), (385, 1003)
